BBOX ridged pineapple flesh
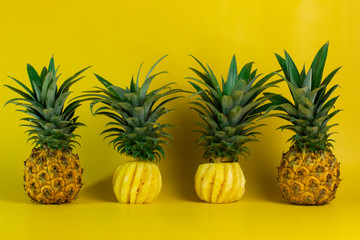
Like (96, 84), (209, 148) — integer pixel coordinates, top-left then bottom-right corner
(113, 161), (162, 204)
(195, 162), (245, 203)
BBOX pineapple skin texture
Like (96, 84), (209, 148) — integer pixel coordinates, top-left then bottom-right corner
(24, 148), (83, 204)
(113, 161), (162, 204)
(195, 162), (245, 203)
(278, 147), (340, 205)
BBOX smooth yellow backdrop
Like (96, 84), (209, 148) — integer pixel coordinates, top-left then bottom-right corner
(0, 0), (359, 239)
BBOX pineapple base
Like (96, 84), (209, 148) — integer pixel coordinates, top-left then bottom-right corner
(278, 146), (340, 205)
(195, 162), (246, 203)
(24, 148), (83, 204)
(113, 161), (162, 204)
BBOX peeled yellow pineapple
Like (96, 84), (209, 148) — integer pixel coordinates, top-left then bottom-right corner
(195, 162), (245, 203)
(113, 161), (162, 204)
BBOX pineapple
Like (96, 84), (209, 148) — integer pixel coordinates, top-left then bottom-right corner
(188, 55), (280, 203)
(81, 56), (181, 204)
(266, 42), (341, 205)
(5, 56), (90, 204)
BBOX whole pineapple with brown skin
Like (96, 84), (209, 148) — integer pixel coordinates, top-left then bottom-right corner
(24, 148), (83, 204)
(266, 42), (341, 205)
(6, 56), (90, 204)
(279, 146), (339, 204)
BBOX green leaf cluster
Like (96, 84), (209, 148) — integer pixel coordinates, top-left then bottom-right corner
(266, 42), (341, 151)
(81, 56), (182, 162)
(5, 56), (89, 149)
(188, 55), (280, 162)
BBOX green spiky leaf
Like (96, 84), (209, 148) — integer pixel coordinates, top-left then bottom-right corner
(5, 56), (89, 149)
(80, 57), (181, 162)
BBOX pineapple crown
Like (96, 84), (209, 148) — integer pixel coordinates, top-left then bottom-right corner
(81, 55), (182, 162)
(265, 42), (341, 151)
(5, 56), (90, 150)
(188, 55), (281, 162)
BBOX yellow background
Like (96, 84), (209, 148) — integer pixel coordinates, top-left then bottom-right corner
(0, 0), (359, 239)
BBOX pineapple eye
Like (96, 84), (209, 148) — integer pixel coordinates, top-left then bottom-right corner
(295, 167), (309, 179)
(280, 185), (290, 197)
(31, 152), (39, 159)
(292, 158), (300, 165)
(305, 196), (313, 203)
(65, 186), (75, 197)
(314, 164), (325, 174)
(279, 160), (286, 168)
(326, 174), (332, 183)
(37, 156), (46, 164)
(60, 156), (68, 165)
(42, 187), (54, 198)
(291, 184), (300, 194)
(318, 189), (326, 198)
(37, 171), (49, 181)
(48, 150), (55, 157)
(306, 157), (314, 164)
(54, 195), (65, 204)
(307, 177), (320, 189)
(291, 181), (304, 194)
(52, 178), (65, 189)
(301, 192), (315, 204)
(283, 169), (294, 179)
(309, 180), (316, 187)
(50, 165), (59, 173)
(297, 169), (304, 177)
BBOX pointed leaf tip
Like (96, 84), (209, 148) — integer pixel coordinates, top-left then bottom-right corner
(223, 55), (238, 95)
(145, 55), (168, 80)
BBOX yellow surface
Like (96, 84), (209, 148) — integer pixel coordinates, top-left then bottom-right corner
(0, 0), (359, 239)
